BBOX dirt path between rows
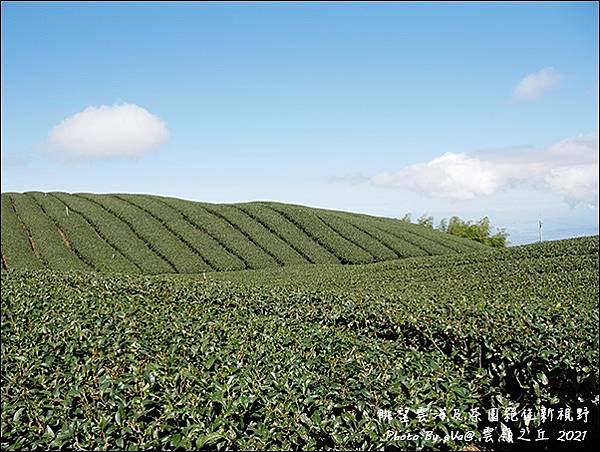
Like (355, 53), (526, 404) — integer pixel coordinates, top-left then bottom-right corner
(57, 227), (71, 249)
(27, 234), (40, 256)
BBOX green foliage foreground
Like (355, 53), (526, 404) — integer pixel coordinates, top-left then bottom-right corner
(1, 236), (598, 450)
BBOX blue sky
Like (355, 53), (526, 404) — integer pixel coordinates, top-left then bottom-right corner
(2, 2), (598, 244)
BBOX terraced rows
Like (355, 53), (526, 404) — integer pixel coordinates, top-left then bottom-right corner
(1, 195), (44, 270)
(116, 195), (243, 271)
(161, 198), (278, 270)
(1, 193), (489, 273)
(264, 203), (374, 264)
(200, 204), (307, 266)
(236, 203), (340, 265)
(53, 193), (172, 274)
(7, 194), (89, 271)
(30, 192), (139, 274)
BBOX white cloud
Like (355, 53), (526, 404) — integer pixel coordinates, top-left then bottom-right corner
(544, 133), (599, 206)
(513, 67), (560, 101)
(546, 133), (598, 163)
(372, 153), (506, 200)
(48, 103), (169, 158)
(545, 164), (599, 207)
(371, 133), (599, 206)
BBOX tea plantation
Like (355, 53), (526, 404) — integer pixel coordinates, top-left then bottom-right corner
(1, 192), (487, 274)
(1, 192), (598, 450)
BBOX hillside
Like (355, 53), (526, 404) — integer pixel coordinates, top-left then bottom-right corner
(2, 236), (597, 449)
(1, 192), (487, 273)
(212, 235), (599, 292)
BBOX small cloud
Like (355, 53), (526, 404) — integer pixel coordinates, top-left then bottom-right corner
(47, 103), (169, 158)
(513, 67), (560, 102)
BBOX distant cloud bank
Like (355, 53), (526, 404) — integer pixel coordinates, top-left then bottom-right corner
(370, 133), (599, 206)
(48, 103), (169, 158)
(512, 67), (560, 102)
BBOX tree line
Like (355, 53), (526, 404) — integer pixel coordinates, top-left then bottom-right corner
(400, 213), (508, 248)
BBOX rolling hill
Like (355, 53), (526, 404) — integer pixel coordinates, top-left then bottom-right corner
(1, 192), (488, 274)
(1, 191), (598, 449)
